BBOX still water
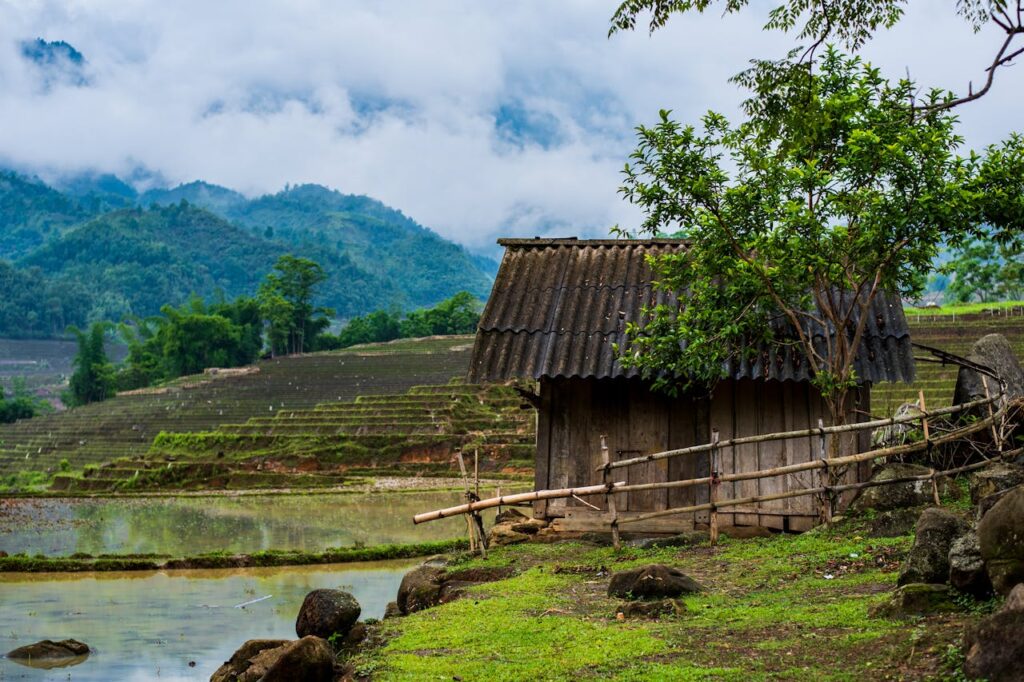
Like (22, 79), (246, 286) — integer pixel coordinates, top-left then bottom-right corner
(0, 490), (480, 556)
(0, 560), (415, 681)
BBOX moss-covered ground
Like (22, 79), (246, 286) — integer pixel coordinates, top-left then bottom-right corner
(348, 523), (994, 681)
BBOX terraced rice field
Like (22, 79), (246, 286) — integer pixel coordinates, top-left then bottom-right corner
(871, 308), (1024, 415)
(0, 336), (474, 481)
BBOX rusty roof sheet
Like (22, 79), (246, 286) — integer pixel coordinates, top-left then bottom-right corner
(468, 238), (915, 384)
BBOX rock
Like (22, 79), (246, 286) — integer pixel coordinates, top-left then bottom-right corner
(494, 508), (529, 524)
(867, 508), (922, 538)
(488, 522), (531, 546)
(6, 639), (90, 662)
(397, 565), (446, 615)
(210, 639), (290, 682)
(607, 564), (704, 600)
(870, 583), (959, 619)
(963, 609), (1024, 681)
(948, 530), (993, 598)
(978, 486), (1024, 595)
(871, 403), (925, 448)
(898, 507), (968, 586)
(295, 589), (361, 639)
(1003, 583), (1024, 613)
(615, 599), (688, 619)
(383, 601), (402, 619)
(630, 531), (711, 550)
(953, 334), (1024, 407)
(510, 518), (549, 535)
(243, 636), (335, 682)
(851, 464), (948, 512)
(978, 486), (1018, 521)
(970, 463), (1024, 504)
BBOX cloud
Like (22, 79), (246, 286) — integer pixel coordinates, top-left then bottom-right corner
(0, 1), (1017, 253)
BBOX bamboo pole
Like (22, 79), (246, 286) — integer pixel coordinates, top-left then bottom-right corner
(918, 391), (941, 506)
(816, 418), (831, 525)
(982, 376), (1002, 452)
(413, 481), (627, 524)
(598, 396), (999, 473)
(600, 435), (620, 550)
(413, 401), (1013, 525)
(709, 429), (720, 546)
(620, 459), (995, 525)
(457, 452), (487, 557)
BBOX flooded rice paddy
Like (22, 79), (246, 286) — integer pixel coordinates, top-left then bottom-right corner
(0, 490), (482, 557)
(0, 560), (415, 680)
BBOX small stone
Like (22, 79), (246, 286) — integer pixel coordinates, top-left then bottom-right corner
(948, 530), (993, 598)
(295, 589), (361, 640)
(6, 639), (90, 661)
(1002, 583), (1024, 613)
(608, 564), (704, 600)
(851, 464), (951, 512)
(488, 522), (530, 546)
(510, 518), (549, 535)
(870, 583), (959, 619)
(383, 601), (402, 619)
(494, 508), (529, 524)
(397, 565), (446, 615)
(867, 508), (922, 538)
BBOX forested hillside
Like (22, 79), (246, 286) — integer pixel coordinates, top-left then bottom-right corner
(0, 171), (494, 337)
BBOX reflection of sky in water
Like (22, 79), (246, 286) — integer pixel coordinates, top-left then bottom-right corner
(0, 490), (506, 556)
(0, 560), (416, 681)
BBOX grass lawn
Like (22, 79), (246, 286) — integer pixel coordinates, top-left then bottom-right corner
(347, 521), (993, 681)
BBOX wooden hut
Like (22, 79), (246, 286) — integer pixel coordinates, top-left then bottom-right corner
(467, 238), (915, 533)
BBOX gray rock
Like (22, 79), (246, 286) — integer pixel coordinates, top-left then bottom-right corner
(871, 584), (960, 619)
(948, 530), (993, 598)
(295, 589), (361, 640)
(871, 403), (925, 448)
(953, 334), (1024, 406)
(246, 636), (335, 682)
(615, 599), (688, 619)
(6, 639), (90, 663)
(396, 565), (446, 615)
(970, 463), (1024, 504)
(607, 564), (704, 600)
(851, 464), (947, 512)
(494, 508), (529, 524)
(488, 522), (531, 546)
(978, 486), (1018, 521)
(867, 508), (922, 538)
(898, 507), (969, 586)
(383, 601), (402, 619)
(1002, 583), (1024, 613)
(964, 609), (1024, 682)
(978, 486), (1024, 595)
(210, 639), (289, 682)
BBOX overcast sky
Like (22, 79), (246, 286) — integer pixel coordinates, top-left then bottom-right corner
(0, 1), (1018, 253)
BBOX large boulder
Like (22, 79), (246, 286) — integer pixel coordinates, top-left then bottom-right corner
(953, 334), (1024, 407)
(851, 464), (946, 512)
(867, 508), (922, 538)
(211, 639), (290, 682)
(295, 589), (361, 639)
(971, 463), (1024, 504)
(948, 530), (993, 598)
(1003, 583), (1024, 613)
(607, 564), (703, 600)
(963, 609), (1024, 681)
(396, 565), (446, 615)
(978, 486), (1024, 595)
(897, 507), (969, 586)
(6, 639), (90, 665)
(870, 583), (959, 619)
(223, 636), (336, 682)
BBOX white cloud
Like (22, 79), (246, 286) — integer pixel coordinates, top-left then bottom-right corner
(0, 1), (1017, 253)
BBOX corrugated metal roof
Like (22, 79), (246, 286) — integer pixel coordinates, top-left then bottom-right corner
(468, 239), (915, 384)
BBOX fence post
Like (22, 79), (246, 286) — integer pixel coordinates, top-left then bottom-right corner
(601, 435), (620, 550)
(709, 429), (720, 546)
(817, 418), (832, 525)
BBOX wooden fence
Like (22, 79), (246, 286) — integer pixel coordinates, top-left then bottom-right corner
(414, 349), (1018, 550)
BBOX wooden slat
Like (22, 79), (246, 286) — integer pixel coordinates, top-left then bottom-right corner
(534, 378), (552, 519)
(555, 508), (693, 534)
(734, 379), (759, 527)
(784, 381), (816, 517)
(710, 380), (736, 526)
(547, 379), (571, 514)
(627, 382), (670, 511)
(757, 381), (786, 530)
(667, 395), (697, 513)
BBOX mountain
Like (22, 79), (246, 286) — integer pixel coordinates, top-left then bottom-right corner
(0, 170), (493, 337)
(20, 203), (397, 323)
(220, 185), (493, 307)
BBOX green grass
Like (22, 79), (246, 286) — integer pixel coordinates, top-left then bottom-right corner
(347, 524), (980, 681)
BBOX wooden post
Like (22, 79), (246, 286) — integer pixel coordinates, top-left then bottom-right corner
(709, 429), (720, 546)
(981, 376), (1002, 452)
(918, 391), (940, 505)
(817, 418), (832, 525)
(601, 435), (621, 550)
(457, 452), (487, 557)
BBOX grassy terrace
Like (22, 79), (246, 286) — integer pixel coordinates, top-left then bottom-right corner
(0, 336), (475, 483)
(348, 520), (989, 681)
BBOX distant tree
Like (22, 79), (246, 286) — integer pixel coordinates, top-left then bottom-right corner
(941, 239), (1024, 303)
(67, 322), (115, 406)
(400, 291), (482, 337)
(258, 255), (333, 355)
(0, 383), (37, 424)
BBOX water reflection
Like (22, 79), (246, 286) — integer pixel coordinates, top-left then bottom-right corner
(0, 560), (416, 681)
(0, 490), (494, 556)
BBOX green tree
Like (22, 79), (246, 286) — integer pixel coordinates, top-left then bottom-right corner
(258, 255), (333, 355)
(941, 239), (1024, 303)
(67, 322), (115, 406)
(616, 49), (1017, 432)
